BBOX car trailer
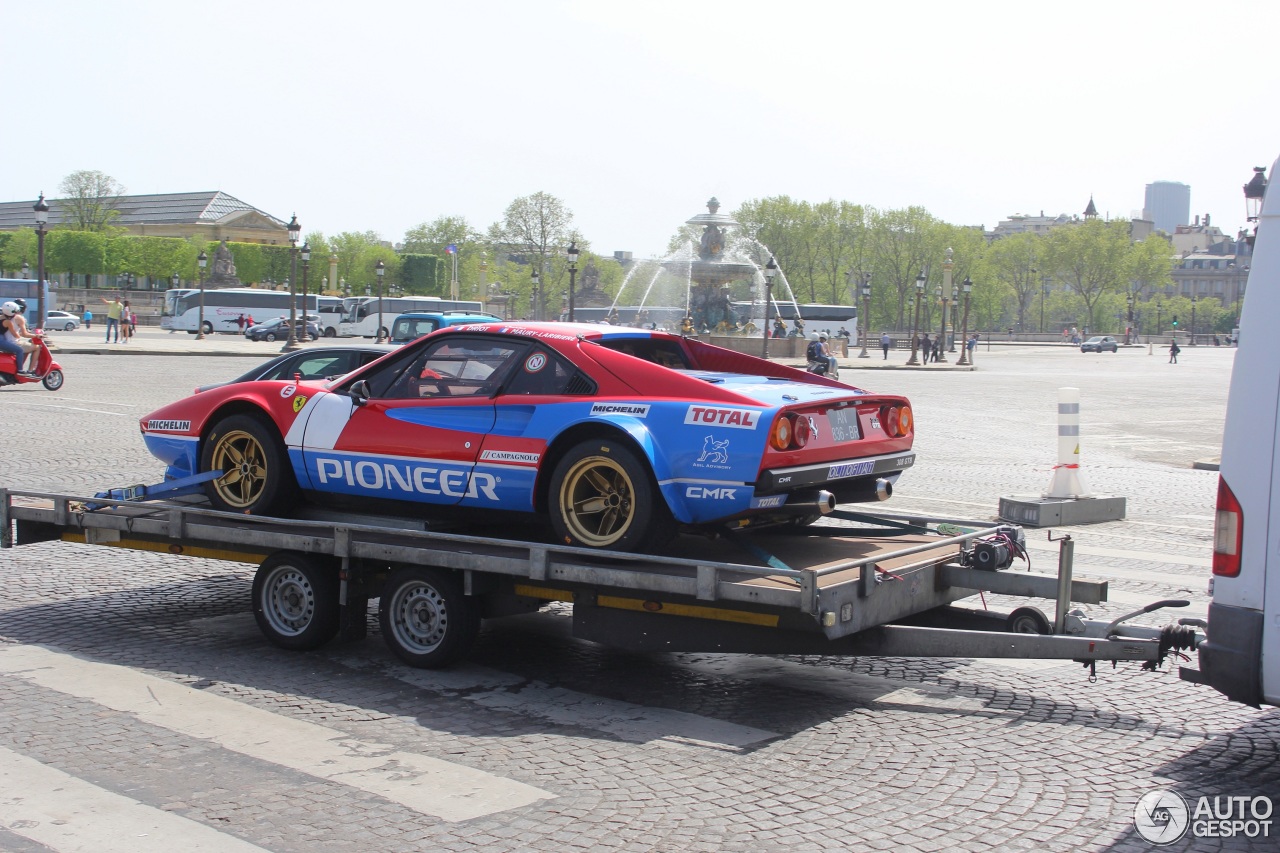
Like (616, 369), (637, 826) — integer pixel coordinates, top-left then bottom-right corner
(2, 486), (1199, 673)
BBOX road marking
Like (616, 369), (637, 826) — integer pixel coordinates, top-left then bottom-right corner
(350, 658), (781, 750)
(0, 745), (269, 853)
(0, 644), (554, 822)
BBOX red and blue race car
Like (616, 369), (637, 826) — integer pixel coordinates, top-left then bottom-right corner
(140, 322), (916, 552)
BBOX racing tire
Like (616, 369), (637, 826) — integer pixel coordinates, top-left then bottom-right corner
(265, 332), (277, 342)
(41, 369), (64, 391)
(379, 567), (480, 668)
(252, 553), (340, 650)
(549, 438), (672, 552)
(1006, 606), (1051, 635)
(200, 413), (297, 515)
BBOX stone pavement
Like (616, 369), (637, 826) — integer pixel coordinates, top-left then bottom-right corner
(2, 338), (1274, 852)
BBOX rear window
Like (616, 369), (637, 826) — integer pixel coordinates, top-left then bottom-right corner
(597, 338), (690, 369)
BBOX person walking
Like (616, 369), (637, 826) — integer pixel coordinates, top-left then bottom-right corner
(82, 308), (92, 330)
(101, 296), (124, 343)
(921, 333), (932, 364)
(1168, 339), (1181, 364)
(880, 331), (891, 360)
(120, 301), (133, 344)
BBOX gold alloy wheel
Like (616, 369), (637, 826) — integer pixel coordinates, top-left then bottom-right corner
(208, 428), (269, 509)
(558, 455), (637, 548)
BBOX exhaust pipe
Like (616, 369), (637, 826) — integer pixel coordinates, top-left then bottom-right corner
(785, 490), (837, 515)
(843, 477), (893, 503)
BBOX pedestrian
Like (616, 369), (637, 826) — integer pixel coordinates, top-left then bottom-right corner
(120, 301), (133, 343)
(245, 314), (256, 335)
(880, 331), (891, 360)
(101, 295), (123, 343)
(931, 337), (942, 362)
(236, 314), (246, 334)
(1062, 327), (1069, 344)
(1168, 339), (1180, 364)
(967, 333), (979, 359)
(82, 308), (92, 330)
(921, 333), (932, 363)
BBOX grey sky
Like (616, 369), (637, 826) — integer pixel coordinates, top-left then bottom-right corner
(6, 0), (1274, 259)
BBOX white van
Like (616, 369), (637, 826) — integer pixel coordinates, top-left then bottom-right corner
(1181, 156), (1277, 706)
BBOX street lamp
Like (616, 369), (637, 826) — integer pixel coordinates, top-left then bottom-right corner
(196, 250), (208, 339)
(762, 256), (778, 359)
(957, 276), (974, 366)
(1125, 294), (1134, 345)
(941, 248), (954, 357)
(566, 241), (580, 322)
(1040, 277), (1050, 334)
(300, 242), (311, 341)
(1244, 165), (1268, 247)
(282, 213), (301, 352)
(1182, 292), (1192, 345)
(1156, 301), (1163, 335)
(906, 272), (926, 365)
(531, 267), (541, 321)
(20, 262), (29, 279)
(34, 192), (49, 330)
(859, 272), (872, 358)
(375, 260), (386, 341)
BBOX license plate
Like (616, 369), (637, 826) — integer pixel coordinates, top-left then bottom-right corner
(827, 406), (861, 442)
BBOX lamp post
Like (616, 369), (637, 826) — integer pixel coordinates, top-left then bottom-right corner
(1156, 301), (1163, 335)
(282, 213), (301, 352)
(1125, 294), (1134, 345)
(21, 261), (29, 279)
(906, 272), (925, 365)
(300, 242), (311, 341)
(762, 256), (778, 359)
(566, 241), (580, 322)
(1040, 278), (1050, 334)
(1182, 292), (1192, 345)
(859, 272), (872, 358)
(531, 267), (541, 321)
(957, 276), (974, 365)
(941, 248), (954, 357)
(375, 260), (386, 342)
(196, 250), (208, 339)
(1244, 165), (1268, 247)
(34, 192), (49, 330)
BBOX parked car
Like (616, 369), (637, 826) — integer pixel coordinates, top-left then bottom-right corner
(246, 315), (321, 342)
(194, 345), (394, 393)
(1080, 336), (1119, 353)
(389, 311), (503, 345)
(43, 310), (81, 331)
(140, 322), (917, 553)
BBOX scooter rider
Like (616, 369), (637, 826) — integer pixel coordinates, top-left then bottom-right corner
(10, 299), (39, 374)
(1, 301), (36, 376)
(816, 332), (838, 376)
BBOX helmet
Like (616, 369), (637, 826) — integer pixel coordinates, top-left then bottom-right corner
(1, 301), (17, 316)
(810, 332), (820, 341)
(819, 333), (828, 340)
(13, 298), (26, 311)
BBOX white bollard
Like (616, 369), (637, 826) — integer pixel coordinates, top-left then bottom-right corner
(1045, 387), (1091, 498)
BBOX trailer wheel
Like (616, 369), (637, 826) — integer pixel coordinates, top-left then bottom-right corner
(201, 413), (296, 515)
(379, 567), (479, 668)
(549, 439), (671, 551)
(1007, 606), (1051, 635)
(252, 553), (340, 650)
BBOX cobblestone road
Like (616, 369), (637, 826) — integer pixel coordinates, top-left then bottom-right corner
(2, 334), (1275, 852)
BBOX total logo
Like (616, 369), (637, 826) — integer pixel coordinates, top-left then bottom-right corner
(686, 486), (738, 500)
(684, 406), (759, 430)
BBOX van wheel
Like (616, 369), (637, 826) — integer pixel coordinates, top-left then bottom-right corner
(252, 553), (339, 650)
(201, 414), (296, 515)
(379, 567), (479, 668)
(549, 438), (671, 551)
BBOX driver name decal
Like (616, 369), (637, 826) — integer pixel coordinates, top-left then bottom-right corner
(684, 406), (759, 429)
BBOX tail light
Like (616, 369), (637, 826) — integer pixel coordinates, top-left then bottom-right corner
(769, 413), (812, 451)
(881, 405), (913, 438)
(1213, 475), (1242, 577)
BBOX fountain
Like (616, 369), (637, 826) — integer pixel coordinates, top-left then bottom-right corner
(667, 198), (758, 333)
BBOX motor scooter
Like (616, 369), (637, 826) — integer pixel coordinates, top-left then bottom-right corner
(805, 358), (839, 381)
(0, 332), (65, 390)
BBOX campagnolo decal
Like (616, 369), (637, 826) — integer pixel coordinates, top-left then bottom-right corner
(480, 449), (540, 464)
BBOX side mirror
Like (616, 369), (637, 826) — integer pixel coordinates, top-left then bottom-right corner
(349, 379), (371, 406)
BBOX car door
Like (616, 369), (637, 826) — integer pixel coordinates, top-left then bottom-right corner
(298, 335), (528, 508)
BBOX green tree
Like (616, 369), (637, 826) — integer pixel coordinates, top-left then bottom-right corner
(490, 192), (576, 317)
(984, 232), (1044, 331)
(57, 170), (126, 231)
(867, 206), (940, 331)
(1042, 219), (1133, 333)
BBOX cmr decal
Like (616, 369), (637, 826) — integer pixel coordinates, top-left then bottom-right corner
(590, 403), (650, 418)
(146, 420), (192, 432)
(684, 406), (759, 430)
(315, 457), (499, 500)
(686, 485), (738, 500)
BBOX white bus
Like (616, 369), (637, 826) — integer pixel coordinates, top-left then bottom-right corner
(160, 288), (341, 335)
(339, 296), (485, 338)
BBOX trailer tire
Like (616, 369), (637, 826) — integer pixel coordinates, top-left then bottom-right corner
(1007, 606), (1051, 635)
(252, 553), (340, 650)
(201, 413), (296, 515)
(549, 438), (672, 551)
(379, 567), (479, 668)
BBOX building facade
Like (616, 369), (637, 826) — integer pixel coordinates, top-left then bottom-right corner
(1144, 181), (1191, 234)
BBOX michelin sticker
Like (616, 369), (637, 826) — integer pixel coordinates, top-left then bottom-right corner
(590, 403), (650, 418)
(146, 420), (191, 432)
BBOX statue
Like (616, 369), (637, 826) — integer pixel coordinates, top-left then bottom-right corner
(207, 241), (243, 287)
(699, 224), (725, 259)
(580, 260), (600, 292)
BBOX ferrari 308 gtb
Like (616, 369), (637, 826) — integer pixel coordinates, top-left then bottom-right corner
(140, 322), (916, 552)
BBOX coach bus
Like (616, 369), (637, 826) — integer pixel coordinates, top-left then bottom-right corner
(160, 288), (339, 335)
(0, 278), (53, 329)
(339, 296), (484, 338)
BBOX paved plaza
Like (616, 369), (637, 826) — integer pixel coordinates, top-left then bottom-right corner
(1, 329), (1275, 852)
